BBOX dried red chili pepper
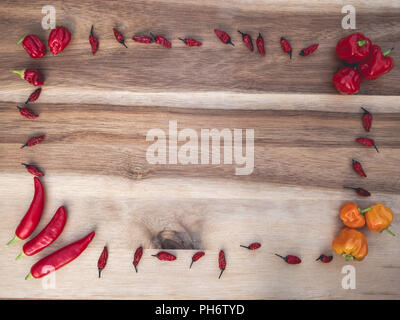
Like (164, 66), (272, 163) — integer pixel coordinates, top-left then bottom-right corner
(26, 231), (95, 280)
(25, 88), (42, 104)
(132, 35), (153, 44)
(11, 69), (44, 86)
(316, 254), (333, 263)
(358, 46), (394, 80)
(336, 32), (372, 63)
(7, 177), (44, 245)
(237, 30), (253, 51)
(256, 33), (265, 56)
(48, 26), (71, 55)
(178, 37), (202, 47)
(113, 28), (128, 48)
(21, 135), (45, 149)
(97, 246), (108, 278)
(190, 251), (205, 269)
(299, 43), (319, 56)
(361, 107), (372, 132)
(152, 251), (176, 261)
(150, 33), (171, 48)
(21, 163), (44, 177)
(214, 29), (234, 46)
(16, 206), (67, 259)
(133, 246), (143, 272)
(89, 25), (99, 55)
(240, 242), (261, 250)
(218, 250), (226, 279)
(17, 106), (38, 119)
(280, 37), (292, 59)
(17, 34), (46, 58)
(332, 67), (361, 95)
(275, 254), (301, 264)
(352, 159), (367, 178)
(356, 137), (379, 152)
(343, 186), (371, 197)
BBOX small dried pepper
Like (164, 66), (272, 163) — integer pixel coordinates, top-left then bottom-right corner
(178, 37), (202, 47)
(89, 25), (99, 55)
(316, 255), (333, 263)
(343, 186), (371, 197)
(25, 88), (42, 104)
(256, 33), (265, 56)
(361, 107), (372, 132)
(21, 163), (44, 177)
(299, 43), (319, 56)
(275, 254), (301, 264)
(150, 33), (171, 48)
(21, 135), (45, 149)
(133, 246), (143, 272)
(17, 34), (46, 58)
(237, 30), (253, 51)
(218, 250), (226, 279)
(240, 242), (261, 250)
(97, 246), (108, 278)
(17, 106), (38, 119)
(356, 137), (379, 152)
(332, 67), (361, 95)
(113, 28), (128, 48)
(365, 203), (395, 236)
(214, 29), (234, 46)
(152, 251), (176, 261)
(358, 46), (394, 80)
(11, 69), (44, 86)
(190, 251), (205, 269)
(336, 32), (372, 63)
(332, 228), (368, 261)
(352, 159), (367, 177)
(339, 201), (371, 229)
(280, 37), (292, 59)
(48, 26), (71, 55)
(132, 35), (153, 44)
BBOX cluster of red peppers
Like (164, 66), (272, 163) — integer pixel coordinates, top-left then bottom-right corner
(333, 32), (394, 94)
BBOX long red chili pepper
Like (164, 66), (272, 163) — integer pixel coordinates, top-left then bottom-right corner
(7, 177), (44, 245)
(178, 37), (202, 47)
(343, 186), (371, 197)
(97, 246), (108, 278)
(25, 88), (42, 104)
(361, 107), (372, 132)
(11, 69), (44, 86)
(48, 26), (71, 55)
(299, 43), (319, 56)
(113, 28), (128, 48)
(256, 33), (265, 56)
(218, 250), (226, 279)
(17, 106), (38, 119)
(240, 242), (261, 250)
(152, 251), (176, 261)
(16, 206), (67, 259)
(21, 135), (45, 149)
(17, 34), (46, 58)
(356, 137), (379, 152)
(89, 25), (99, 55)
(21, 163), (44, 177)
(190, 251), (205, 269)
(133, 246), (143, 272)
(214, 29), (234, 46)
(316, 254), (333, 263)
(238, 30), (253, 51)
(26, 231), (95, 279)
(275, 253), (301, 264)
(280, 37), (292, 59)
(132, 35), (153, 44)
(150, 33), (171, 48)
(352, 159), (367, 177)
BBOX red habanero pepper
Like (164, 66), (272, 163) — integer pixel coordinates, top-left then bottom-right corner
(256, 33), (265, 56)
(178, 37), (202, 47)
(7, 177), (44, 245)
(48, 26), (71, 55)
(16, 206), (67, 259)
(21, 135), (45, 149)
(26, 231), (95, 280)
(150, 33), (172, 48)
(299, 43), (319, 56)
(356, 137), (379, 153)
(113, 28), (128, 48)
(17, 34), (46, 58)
(190, 251), (205, 269)
(280, 37), (292, 59)
(25, 88), (42, 104)
(21, 163), (44, 177)
(358, 46), (394, 80)
(361, 107), (372, 132)
(343, 186), (371, 197)
(336, 32), (372, 63)
(97, 246), (108, 278)
(214, 29), (234, 46)
(133, 246), (143, 272)
(89, 25), (99, 55)
(11, 69), (44, 86)
(275, 253), (301, 264)
(152, 251), (176, 261)
(240, 242), (261, 250)
(332, 67), (361, 95)
(218, 250), (226, 279)
(316, 254), (333, 263)
(17, 106), (38, 119)
(352, 159), (367, 178)
(132, 35), (153, 44)
(238, 30), (253, 52)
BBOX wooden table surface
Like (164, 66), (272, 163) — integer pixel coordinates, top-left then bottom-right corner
(1, 0), (400, 299)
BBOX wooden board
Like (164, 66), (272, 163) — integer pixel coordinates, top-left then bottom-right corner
(0, 0), (400, 299)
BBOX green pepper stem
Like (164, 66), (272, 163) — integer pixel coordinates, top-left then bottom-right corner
(25, 273), (33, 280)
(16, 252), (25, 260)
(11, 69), (24, 79)
(360, 207), (372, 214)
(386, 227), (395, 236)
(357, 40), (367, 47)
(343, 254), (354, 261)
(383, 48), (394, 56)
(16, 37), (25, 45)
(7, 234), (20, 245)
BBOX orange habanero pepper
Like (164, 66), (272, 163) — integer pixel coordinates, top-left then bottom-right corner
(332, 228), (368, 261)
(339, 202), (371, 229)
(365, 203), (395, 236)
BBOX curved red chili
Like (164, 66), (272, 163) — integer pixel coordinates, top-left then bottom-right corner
(218, 250), (226, 279)
(133, 246), (143, 272)
(352, 159), (367, 178)
(25, 88), (42, 104)
(17, 34), (46, 58)
(97, 245), (108, 278)
(113, 28), (128, 48)
(280, 37), (292, 59)
(343, 186), (371, 197)
(48, 26), (71, 55)
(275, 253), (301, 264)
(7, 177), (44, 245)
(17, 106), (38, 119)
(89, 25), (99, 55)
(356, 137), (379, 152)
(316, 254), (333, 263)
(178, 38), (202, 47)
(16, 206), (67, 259)
(240, 242), (261, 250)
(21, 163), (44, 177)
(11, 69), (44, 86)
(132, 35), (153, 44)
(152, 251), (176, 261)
(256, 33), (265, 56)
(21, 135), (45, 149)
(150, 33), (171, 48)
(190, 251), (205, 269)
(26, 231), (95, 279)
(238, 30), (253, 52)
(214, 29), (234, 46)
(299, 43), (319, 56)
(361, 107), (372, 132)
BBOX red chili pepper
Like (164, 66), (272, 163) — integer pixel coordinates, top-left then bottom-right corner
(352, 159), (367, 178)
(7, 177), (44, 245)
(275, 254), (301, 264)
(356, 137), (379, 152)
(133, 246), (143, 272)
(26, 231), (95, 280)
(178, 37), (202, 47)
(316, 254), (333, 263)
(214, 29), (234, 46)
(218, 250), (226, 279)
(240, 242), (261, 250)
(152, 251), (176, 261)
(299, 43), (319, 56)
(16, 206), (67, 259)
(97, 246), (108, 278)
(132, 35), (153, 44)
(361, 107), (372, 132)
(21, 163), (44, 177)
(358, 46), (394, 80)
(256, 33), (265, 56)
(113, 28), (128, 48)
(150, 33), (171, 48)
(336, 32), (372, 63)
(48, 26), (71, 55)
(21, 135), (45, 149)
(332, 67), (361, 95)
(190, 251), (205, 269)
(17, 106), (38, 119)
(11, 69), (44, 86)
(343, 186), (371, 197)
(280, 37), (292, 59)
(17, 34), (46, 58)
(237, 30), (253, 52)
(89, 25), (99, 55)
(25, 88), (42, 104)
